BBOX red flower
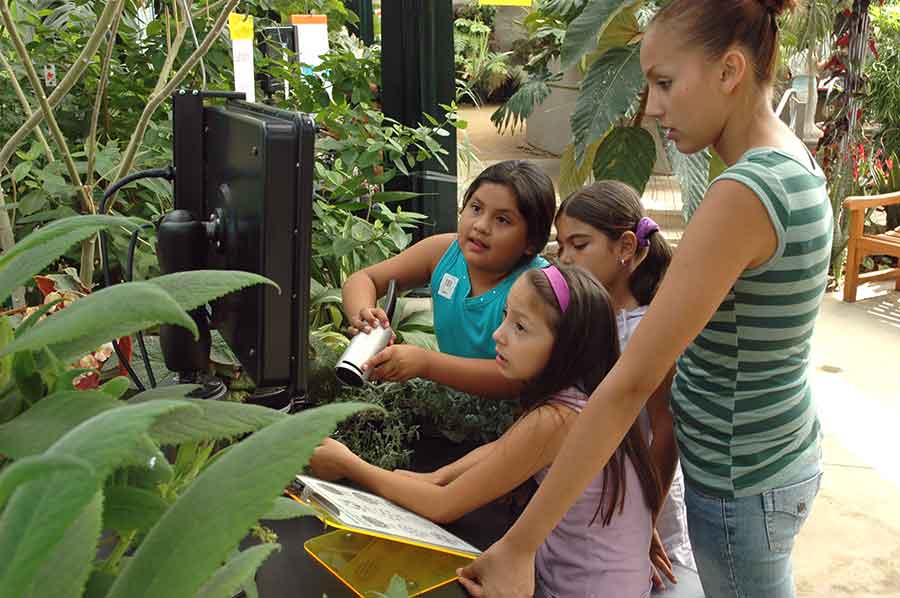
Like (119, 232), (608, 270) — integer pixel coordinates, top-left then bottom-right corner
(74, 371), (101, 390)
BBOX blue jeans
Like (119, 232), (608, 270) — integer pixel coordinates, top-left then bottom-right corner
(684, 462), (822, 598)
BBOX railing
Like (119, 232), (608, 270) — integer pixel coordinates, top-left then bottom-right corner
(775, 87), (800, 120)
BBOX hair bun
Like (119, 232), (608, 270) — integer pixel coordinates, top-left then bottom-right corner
(758, 0), (798, 17)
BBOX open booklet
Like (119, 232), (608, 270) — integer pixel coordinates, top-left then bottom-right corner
(290, 475), (480, 597)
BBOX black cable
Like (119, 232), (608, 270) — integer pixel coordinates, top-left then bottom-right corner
(97, 166), (176, 392)
(127, 223), (158, 388)
(125, 224), (153, 282)
(100, 166), (175, 289)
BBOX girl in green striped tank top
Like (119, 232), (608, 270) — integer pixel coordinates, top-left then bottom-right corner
(458, 2), (829, 598)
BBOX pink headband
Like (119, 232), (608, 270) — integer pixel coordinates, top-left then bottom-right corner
(540, 265), (570, 313)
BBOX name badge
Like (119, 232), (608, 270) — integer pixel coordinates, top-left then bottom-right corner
(438, 273), (459, 299)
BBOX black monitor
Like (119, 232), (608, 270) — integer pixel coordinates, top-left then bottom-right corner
(157, 92), (315, 409)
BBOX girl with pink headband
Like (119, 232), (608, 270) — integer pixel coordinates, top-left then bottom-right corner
(555, 181), (699, 598)
(311, 265), (663, 597)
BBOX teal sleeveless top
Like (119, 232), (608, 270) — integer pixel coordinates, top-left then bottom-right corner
(672, 148), (832, 498)
(430, 240), (547, 359)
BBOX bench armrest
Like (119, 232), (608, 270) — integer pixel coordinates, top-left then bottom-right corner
(843, 191), (900, 211)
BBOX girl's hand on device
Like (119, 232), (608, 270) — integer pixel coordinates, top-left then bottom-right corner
(348, 307), (392, 337)
(457, 537), (536, 597)
(363, 344), (427, 382)
(309, 438), (357, 481)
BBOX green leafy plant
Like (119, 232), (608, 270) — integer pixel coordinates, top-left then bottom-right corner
(493, 0), (678, 197)
(2, 2), (455, 364)
(490, 1), (573, 133)
(0, 214), (374, 597)
(454, 16), (513, 104)
(308, 342), (518, 470)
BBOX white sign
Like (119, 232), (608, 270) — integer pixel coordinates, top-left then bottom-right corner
(228, 13), (255, 103)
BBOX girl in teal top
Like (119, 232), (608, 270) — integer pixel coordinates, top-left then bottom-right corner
(342, 160), (555, 398)
(429, 236), (545, 359)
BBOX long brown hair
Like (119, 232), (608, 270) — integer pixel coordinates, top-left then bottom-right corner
(557, 181), (672, 306)
(519, 265), (662, 525)
(652, 0), (799, 85)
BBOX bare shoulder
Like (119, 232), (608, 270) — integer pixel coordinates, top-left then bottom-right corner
(415, 232), (457, 273)
(496, 402), (579, 462)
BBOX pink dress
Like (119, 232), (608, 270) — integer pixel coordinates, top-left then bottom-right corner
(534, 388), (654, 598)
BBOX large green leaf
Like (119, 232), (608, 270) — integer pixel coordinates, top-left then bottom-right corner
(102, 486), (169, 534)
(0, 318), (11, 390)
(571, 43), (644, 166)
(0, 391), (120, 459)
(0, 282), (198, 365)
(0, 401), (195, 596)
(106, 402), (376, 598)
(560, 0), (642, 71)
(127, 383), (200, 402)
(84, 570), (117, 598)
(0, 215), (142, 303)
(261, 496), (317, 520)
(0, 468), (100, 597)
(310, 278), (343, 308)
(591, 126), (657, 194)
(666, 141), (711, 223)
(20, 491), (103, 598)
(48, 400), (199, 477)
(146, 270), (279, 312)
(378, 575), (411, 598)
(145, 399), (285, 446)
(14, 299), (63, 338)
(0, 453), (93, 506)
(588, 4), (641, 64)
(559, 138), (603, 198)
(398, 330), (439, 351)
(195, 544), (279, 598)
(490, 72), (557, 134)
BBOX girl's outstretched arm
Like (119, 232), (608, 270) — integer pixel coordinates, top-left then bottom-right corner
(310, 404), (575, 524)
(364, 346), (523, 398)
(395, 441), (499, 486)
(342, 233), (454, 334)
(459, 179), (779, 597)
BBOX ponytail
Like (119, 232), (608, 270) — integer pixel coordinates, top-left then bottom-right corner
(630, 230), (672, 306)
(558, 181), (673, 306)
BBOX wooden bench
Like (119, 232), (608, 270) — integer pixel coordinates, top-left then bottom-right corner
(843, 191), (900, 302)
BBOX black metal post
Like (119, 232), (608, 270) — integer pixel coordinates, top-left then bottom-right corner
(381, 0), (458, 241)
(346, 0), (374, 45)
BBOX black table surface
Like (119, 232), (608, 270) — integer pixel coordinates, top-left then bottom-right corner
(254, 498), (512, 598)
(252, 438), (517, 597)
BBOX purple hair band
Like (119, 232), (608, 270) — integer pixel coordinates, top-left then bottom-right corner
(541, 265), (570, 313)
(635, 216), (660, 248)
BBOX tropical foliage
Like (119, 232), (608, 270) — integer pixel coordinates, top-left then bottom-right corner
(0, 214), (374, 597)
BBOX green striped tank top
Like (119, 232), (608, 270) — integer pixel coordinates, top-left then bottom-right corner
(672, 147), (832, 498)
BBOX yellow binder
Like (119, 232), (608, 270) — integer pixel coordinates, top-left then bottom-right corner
(290, 475), (480, 597)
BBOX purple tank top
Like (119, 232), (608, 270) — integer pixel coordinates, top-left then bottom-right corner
(534, 388), (653, 598)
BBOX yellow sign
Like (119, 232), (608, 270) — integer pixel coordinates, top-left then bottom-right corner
(228, 13), (253, 41)
(479, 0), (532, 5)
